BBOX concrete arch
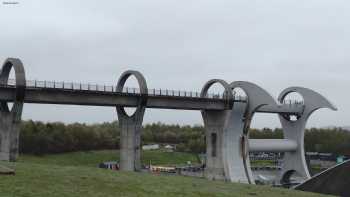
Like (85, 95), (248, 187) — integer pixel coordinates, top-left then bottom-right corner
(277, 87), (337, 184)
(200, 79), (233, 99)
(278, 87), (337, 119)
(116, 70), (148, 118)
(230, 81), (277, 132)
(200, 79), (233, 180)
(0, 58), (26, 161)
(222, 81), (277, 184)
(0, 58), (26, 121)
(116, 70), (148, 171)
(281, 170), (297, 185)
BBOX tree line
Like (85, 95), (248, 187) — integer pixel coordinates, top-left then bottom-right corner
(19, 120), (350, 156)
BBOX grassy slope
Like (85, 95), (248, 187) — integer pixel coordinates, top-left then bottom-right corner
(0, 150), (331, 197)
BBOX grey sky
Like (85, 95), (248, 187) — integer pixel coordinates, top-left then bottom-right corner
(0, 0), (347, 128)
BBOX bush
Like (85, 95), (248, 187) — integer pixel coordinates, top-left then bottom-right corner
(18, 120), (350, 156)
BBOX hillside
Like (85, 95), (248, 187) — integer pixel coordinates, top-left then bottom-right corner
(0, 150), (332, 197)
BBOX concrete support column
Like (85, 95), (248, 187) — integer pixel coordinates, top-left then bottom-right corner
(118, 110), (144, 171)
(0, 58), (26, 162)
(200, 79), (232, 180)
(203, 110), (230, 180)
(277, 87), (337, 184)
(0, 112), (21, 161)
(116, 70), (147, 171)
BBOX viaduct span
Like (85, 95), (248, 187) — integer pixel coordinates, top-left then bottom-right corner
(0, 58), (337, 184)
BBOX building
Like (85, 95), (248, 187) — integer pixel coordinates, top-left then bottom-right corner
(142, 144), (159, 150)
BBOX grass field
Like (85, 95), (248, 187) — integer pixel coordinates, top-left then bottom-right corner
(18, 149), (199, 167)
(0, 150), (331, 197)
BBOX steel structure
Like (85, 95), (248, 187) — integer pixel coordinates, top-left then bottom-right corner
(0, 58), (337, 184)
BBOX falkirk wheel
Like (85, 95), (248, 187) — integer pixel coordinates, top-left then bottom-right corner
(0, 58), (337, 185)
(200, 79), (337, 184)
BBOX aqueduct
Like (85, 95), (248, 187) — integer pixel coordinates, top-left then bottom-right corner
(0, 58), (337, 184)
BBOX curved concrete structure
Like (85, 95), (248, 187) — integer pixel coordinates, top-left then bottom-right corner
(200, 79), (233, 180)
(223, 81), (277, 184)
(230, 81), (277, 134)
(0, 58), (26, 161)
(277, 87), (337, 184)
(222, 101), (250, 183)
(116, 70), (148, 171)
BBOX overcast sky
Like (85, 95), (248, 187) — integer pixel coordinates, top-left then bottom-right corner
(0, 0), (347, 128)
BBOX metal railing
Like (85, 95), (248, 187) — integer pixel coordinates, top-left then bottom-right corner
(281, 100), (304, 105)
(4, 79), (248, 101)
(2, 79), (305, 105)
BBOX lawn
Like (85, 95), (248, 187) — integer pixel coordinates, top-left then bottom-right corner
(0, 150), (332, 197)
(18, 149), (199, 167)
(251, 160), (275, 167)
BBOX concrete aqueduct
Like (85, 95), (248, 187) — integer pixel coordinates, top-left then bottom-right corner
(0, 58), (337, 184)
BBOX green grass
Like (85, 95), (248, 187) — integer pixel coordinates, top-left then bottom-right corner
(18, 150), (199, 167)
(251, 160), (275, 167)
(0, 150), (332, 197)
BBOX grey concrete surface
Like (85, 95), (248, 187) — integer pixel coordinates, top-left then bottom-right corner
(200, 79), (233, 180)
(222, 102), (251, 183)
(0, 86), (305, 112)
(277, 87), (337, 184)
(116, 70), (147, 171)
(227, 81), (278, 184)
(249, 139), (297, 152)
(295, 160), (350, 197)
(0, 58), (25, 162)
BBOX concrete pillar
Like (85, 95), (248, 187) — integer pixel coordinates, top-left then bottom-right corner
(0, 112), (21, 161)
(277, 87), (337, 184)
(202, 110), (230, 180)
(118, 110), (144, 171)
(200, 79), (232, 180)
(0, 58), (26, 162)
(116, 70), (147, 171)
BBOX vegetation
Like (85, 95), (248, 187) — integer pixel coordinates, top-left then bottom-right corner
(0, 151), (331, 197)
(19, 120), (350, 156)
(18, 150), (199, 167)
(251, 160), (275, 167)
